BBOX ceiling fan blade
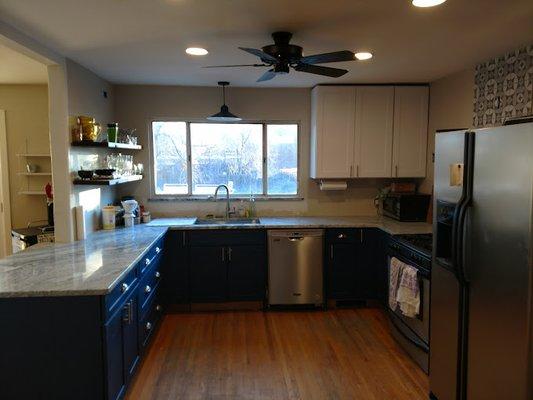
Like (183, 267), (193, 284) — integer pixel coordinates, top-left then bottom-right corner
(299, 50), (355, 64)
(203, 64), (268, 68)
(257, 69), (277, 82)
(238, 47), (279, 64)
(294, 63), (348, 77)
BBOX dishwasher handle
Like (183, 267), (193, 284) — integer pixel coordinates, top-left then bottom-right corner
(288, 236), (305, 242)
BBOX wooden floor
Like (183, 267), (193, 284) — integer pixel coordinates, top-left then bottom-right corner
(126, 308), (428, 400)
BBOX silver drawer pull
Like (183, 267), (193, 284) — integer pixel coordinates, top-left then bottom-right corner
(155, 271), (161, 279)
(145, 258), (151, 266)
(337, 233), (347, 239)
(144, 285), (151, 294)
(121, 283), (129, 293)
(145, 322), (152, 331)
(155, 247), (161, 254)
(156, 304), (162, 312)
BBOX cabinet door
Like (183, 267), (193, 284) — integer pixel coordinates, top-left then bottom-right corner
(227, 245), (266, 301)
(161, 230), (188, 304)
(104, 310), (125, 400)
(189, 245), (227, 302)
(311, 86), (356, 178)
(327, 242), (357, 299)
(122, 296), (139, 385)
(354, 86), (394, 177)
(355, 229), (379, 299)
(392, 86), (429, 177)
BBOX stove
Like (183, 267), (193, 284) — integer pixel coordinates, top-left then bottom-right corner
(394, 234), (433, 258)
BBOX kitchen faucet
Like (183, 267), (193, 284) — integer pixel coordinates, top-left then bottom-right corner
(214, 184), (232, 219)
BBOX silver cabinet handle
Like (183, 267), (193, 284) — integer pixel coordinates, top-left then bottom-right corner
(121, 283), (129, 293)
(145, 322), (152, 331)
(360, 230), (363, 243)
(349, 165), (353, 177)
(395, 165), (398, 177)
(182, 232), (186, 246)
(122, 300), (133, 324)
(221, 247), (225, 262)
(155, 271), (161, 279)
(337, 233), (347, 239)
(156, 304), (162, 312)
(228, 247), (232, 262)
(144, 285), (151, 294)
(330, 244), (334, 260)
(155, 247), (161, 254)
(145, 258), (151, 266)
(288, 237), (304, 242)
(356, 165), (359, 177)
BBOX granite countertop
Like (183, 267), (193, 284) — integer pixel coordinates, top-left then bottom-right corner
(0, 216), (431, 298)
(0, 225), (168, 298)
(147, 216), (433, 235)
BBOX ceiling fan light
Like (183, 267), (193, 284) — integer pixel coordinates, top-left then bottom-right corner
(355, 52), (373, 61)
(185, 47), (208, 56)
(412, 0), (447, 7)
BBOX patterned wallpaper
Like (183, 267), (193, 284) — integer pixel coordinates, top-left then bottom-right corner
(473, 45), (533, 127)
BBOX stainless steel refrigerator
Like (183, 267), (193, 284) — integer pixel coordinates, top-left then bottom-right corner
(430, 122), (533, 400)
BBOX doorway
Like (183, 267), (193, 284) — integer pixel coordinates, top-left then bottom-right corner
(0, 109), (11, 258)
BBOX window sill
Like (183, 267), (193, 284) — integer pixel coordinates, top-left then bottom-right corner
(148, 196), (304, 202)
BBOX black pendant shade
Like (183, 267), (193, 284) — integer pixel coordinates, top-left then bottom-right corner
(207, 81), (242, 121)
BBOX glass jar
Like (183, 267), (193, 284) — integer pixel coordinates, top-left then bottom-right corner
(107, 123), (118, 143)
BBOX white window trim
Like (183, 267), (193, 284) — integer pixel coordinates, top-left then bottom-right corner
(148, 119), (302, 201)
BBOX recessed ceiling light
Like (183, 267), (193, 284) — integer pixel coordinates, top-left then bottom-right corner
(355, 52), (373, 61)
(185, 47), (208, 56)
(412, 0), (447, 7)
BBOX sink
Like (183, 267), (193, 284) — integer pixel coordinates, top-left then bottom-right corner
(194, 217), (261, 225)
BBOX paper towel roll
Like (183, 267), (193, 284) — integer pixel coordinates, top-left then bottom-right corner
(319, 180), (347, 191)
(75, 205), (86, 240)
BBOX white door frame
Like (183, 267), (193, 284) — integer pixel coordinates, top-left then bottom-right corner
(0, 110), (12, 257)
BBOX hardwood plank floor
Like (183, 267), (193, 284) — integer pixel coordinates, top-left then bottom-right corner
(126, 308), (428, 400)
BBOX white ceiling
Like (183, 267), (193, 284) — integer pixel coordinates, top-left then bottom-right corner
(0, 0), (532, 87)
(0, 43), (47, 84)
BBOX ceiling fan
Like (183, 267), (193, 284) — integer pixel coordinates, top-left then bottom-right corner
(204, 31), (358, 82)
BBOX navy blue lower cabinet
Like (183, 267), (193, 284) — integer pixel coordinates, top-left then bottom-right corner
(355, 228), (379, 300)
(160, 230), (188, 304)
(190, 245), (228, 302)
(227, 245), (266, 301)
(327, 241), (358, 299)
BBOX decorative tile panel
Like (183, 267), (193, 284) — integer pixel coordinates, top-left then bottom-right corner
(473, 45), (533, 127)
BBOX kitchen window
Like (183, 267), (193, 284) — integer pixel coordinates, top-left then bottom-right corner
(151, 121), (299, 198)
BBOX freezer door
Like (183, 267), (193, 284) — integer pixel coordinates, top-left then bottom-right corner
(465, 124), (533, 399)
(430, 130), (468, 400)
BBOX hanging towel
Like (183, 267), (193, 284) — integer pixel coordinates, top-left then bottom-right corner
(396, 263), (420, 318)
(388, 257), (404, 311)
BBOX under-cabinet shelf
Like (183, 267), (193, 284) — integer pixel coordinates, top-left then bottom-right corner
(73, 174), (143, 186)
(71, 141), (142, 150)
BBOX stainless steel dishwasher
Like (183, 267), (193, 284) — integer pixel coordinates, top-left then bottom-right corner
(267, 229), (324, 306)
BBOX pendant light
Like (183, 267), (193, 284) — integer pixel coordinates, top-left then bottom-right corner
(207, 81), (242, 121)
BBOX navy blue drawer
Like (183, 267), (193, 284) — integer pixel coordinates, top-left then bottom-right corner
(139, 296), (163, 348)
(138, 238), (164, 275)
(326, 228), (359, 244)
(187, 229), (265, 246)
(138, 258), (162, 315)
(104, 266), (138, 319)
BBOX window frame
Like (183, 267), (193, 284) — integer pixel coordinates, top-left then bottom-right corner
(148, 119), (301, 200)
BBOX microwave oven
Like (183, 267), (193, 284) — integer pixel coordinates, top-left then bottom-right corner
(382, 193), (431, 222)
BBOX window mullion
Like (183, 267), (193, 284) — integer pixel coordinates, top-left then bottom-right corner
(186, 122), (192, 195)
(262, 123), (268, 196)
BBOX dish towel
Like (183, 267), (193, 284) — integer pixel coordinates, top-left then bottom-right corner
(388, 257), (403, 311)
(396, 263), (420, 318)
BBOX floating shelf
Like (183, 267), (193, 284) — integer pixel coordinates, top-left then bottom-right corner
(71, 141), (142, 150)
(17, 172), (52, 176)
(18, 191), (46, 195)
(73, 174), (143, 186)
(17, 153), (51, 157)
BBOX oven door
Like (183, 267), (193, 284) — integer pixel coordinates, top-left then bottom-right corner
(386, 252), (430, 344)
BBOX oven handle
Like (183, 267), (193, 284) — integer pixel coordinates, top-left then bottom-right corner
(388, 312), (429, 353)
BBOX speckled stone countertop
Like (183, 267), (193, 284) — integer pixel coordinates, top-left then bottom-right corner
(0, 216), (431, 298)
(0, 225), (168, 298)
(147, 216), (432, 235)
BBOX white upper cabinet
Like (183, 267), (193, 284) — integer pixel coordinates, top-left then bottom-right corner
(353, 86), (394, 178)
(310, 85), (428, 179)
(392, 86), (429, 178)
(310, 86), (356, 178)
